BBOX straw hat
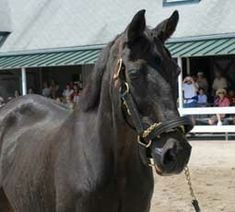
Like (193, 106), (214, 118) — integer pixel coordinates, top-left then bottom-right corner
(216, 88), (227, 96)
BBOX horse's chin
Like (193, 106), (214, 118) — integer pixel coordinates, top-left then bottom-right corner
(154, 164), (181, 176)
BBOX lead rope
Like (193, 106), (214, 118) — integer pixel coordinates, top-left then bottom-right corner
(184, 166), (201, 212)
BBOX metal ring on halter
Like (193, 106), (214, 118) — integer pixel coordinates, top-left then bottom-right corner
(137, 136), (152, 148)
(120, 82), (130, 97)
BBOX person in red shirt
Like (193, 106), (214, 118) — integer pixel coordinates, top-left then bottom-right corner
(208, 88), (230, 125)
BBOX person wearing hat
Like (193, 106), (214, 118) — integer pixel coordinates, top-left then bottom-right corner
(208, 88), (230, 125)
(214, 89), (230, 107)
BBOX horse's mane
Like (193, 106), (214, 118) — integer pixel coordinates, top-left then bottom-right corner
(80, 37), (119, 112)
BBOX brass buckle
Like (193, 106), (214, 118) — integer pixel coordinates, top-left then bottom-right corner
(137, 136), (152, 148)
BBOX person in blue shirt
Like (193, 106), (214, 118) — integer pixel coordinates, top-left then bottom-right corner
(197, 87), (207, 107)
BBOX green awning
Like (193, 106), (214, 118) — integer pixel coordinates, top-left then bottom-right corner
(167, 37), (235, 57)
(0, 48), (101, 70)
(0, 37), (234, 70)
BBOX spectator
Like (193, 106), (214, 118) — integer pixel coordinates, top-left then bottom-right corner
(212, 70), (228, 95)
(28, 88), (34, 94)
(196, 72), (208, 93)
(55, 97), (62, 104)
(14, 90), (20, 98)
(208, 88), (230, 125)
(72, 84), (80, 105)
(228, 89), (235, 106)
(54, 84), (62, 99)
(62, 84), (74, 98)
(42, 82), (51, 97)
(182, 76), (198, 107)
(197, 88), (207, 107)
(64, 96), (74, 110)
(50, 80), (58, 99)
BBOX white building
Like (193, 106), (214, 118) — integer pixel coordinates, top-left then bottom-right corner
(0, 0), (235, 133)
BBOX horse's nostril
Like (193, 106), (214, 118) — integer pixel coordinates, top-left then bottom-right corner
(163, 149), (176, 166)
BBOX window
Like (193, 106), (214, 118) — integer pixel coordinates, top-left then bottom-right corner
(0, 32), (10, 48)
(163, 0), (201, 6)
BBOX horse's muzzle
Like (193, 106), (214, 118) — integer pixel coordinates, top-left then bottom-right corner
(151, 136), (192, 176)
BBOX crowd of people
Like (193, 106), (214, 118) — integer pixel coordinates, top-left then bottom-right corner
(182, 70), (235, 125)
(0, 80), (82, 110)
(1, 70), (235, 125)
(41, 80), (82, 109)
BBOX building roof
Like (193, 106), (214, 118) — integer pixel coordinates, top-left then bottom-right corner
(0, 0), (235, 53)
(0, 36), (234, 70)
(0, 0), (11, 33)
(0, 47), (101, 69)
(168, 36), (235, 57)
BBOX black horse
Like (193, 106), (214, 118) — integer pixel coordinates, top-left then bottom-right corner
(0, 10), (193, 212)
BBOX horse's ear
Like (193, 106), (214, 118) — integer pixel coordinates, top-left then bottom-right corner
(153, 10), (179, 43)
(127, 9), (146, 43)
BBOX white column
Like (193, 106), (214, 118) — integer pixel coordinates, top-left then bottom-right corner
(177, 57), (183, 110)
(21, 67), (27, 95)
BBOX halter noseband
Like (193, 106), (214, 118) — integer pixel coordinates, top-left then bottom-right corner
(115, 58), (194, 166)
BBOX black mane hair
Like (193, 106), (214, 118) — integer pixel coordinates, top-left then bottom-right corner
(80, 37), (119, 112)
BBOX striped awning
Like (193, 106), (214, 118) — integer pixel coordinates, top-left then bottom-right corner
(167, 37), (235, 57)
(0, 37), (234, 70)
(0, 48), (101, 70)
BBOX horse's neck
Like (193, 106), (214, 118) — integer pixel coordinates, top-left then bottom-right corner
(97, 99), (140, 168)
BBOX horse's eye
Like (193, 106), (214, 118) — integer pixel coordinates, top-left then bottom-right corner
(128, 69), (141, 79)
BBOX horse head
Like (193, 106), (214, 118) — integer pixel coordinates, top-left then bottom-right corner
(81, 10), (193, 176)
(112, 10), (193, 176)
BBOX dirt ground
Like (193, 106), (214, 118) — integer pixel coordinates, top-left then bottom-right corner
(151, 141), (235, 212)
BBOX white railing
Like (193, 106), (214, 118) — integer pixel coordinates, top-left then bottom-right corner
(179, 106), (235, 115)
(178, 106), (235, 133)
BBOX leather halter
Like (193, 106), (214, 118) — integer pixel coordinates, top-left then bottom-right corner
(115, 58), (194, 166)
